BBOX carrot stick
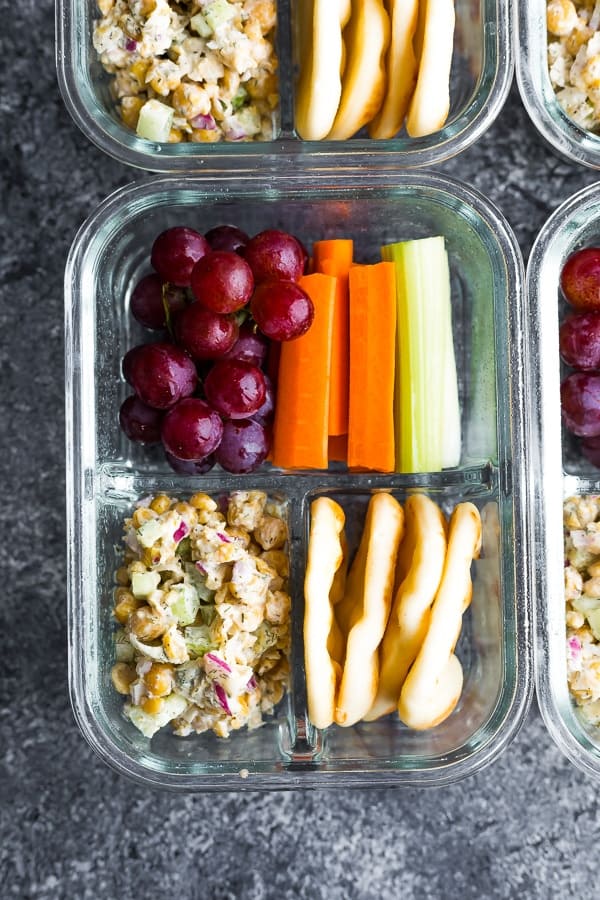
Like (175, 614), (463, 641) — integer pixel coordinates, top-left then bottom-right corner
(313, 240), (353, 273)
(348, 262), (396, 472)
(313, 240), (353, 436)
(272, 273), (337, 469)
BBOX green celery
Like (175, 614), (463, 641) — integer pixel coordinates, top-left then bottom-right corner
(382, 236), (460, 473)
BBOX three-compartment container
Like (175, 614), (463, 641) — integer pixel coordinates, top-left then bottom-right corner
(529, 182), (600, 780)
(65, 171), (532, 789)
(56, 0), (513, 169)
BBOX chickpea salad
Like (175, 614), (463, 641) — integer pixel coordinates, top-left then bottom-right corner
(547, 0), (600, 132)
(93, 0), (279, 143)
(111, 490), (291, 739)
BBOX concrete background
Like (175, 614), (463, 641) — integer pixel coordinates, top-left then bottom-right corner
(1, 3), (599, 897)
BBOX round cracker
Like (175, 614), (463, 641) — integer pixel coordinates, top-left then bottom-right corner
(406, 0), (455, 138)
(369, 0), (419, 140)
(327, 0), (390, 141)
(295, 0), (351, 140)
(365, 493), (447, 721)
(304, 497), (346, 729)
(335, 493), (404, 726)
(398, 502), (482, 730)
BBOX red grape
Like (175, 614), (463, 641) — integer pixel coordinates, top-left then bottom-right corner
(128, 342), (197, 409)
(215, 419), (269, 473)
(174, 304), (239, 360)
(204, 360), (266, 419)
(130, 274), (186, 330)
(190, 251), (254, 313)
(223, 322), (269, 367)
(250, 280), (314, 341)
(561, 372), (600, 436)
(559, 312), (600, 370)
(151, 227), (209, 287)
(243, 229), (305, 283)
(165, 451), (216, 473)
(205, 225), (249, 254)
(119, 395), (163, 443)
(122, 345), (143, 385)
(252, 373), (275, 424)
(561, 247), (600, 311)
(161, 398), (224, 460)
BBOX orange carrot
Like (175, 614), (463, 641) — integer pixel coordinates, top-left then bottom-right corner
(348, 262), (396, 472)
(272, 273), (337, 469)
(313, 240), (353, 436)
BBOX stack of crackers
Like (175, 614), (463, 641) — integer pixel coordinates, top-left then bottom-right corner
(295, 0), (456, 142)
(303, 492), (482, 729)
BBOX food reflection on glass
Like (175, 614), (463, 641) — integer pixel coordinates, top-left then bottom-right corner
(93, 0), (279, 143)
(304, 493), (482, 730)
(111, 490), (291, 738)
(295, 0), (455, 141)
(121, 225), (461, 476)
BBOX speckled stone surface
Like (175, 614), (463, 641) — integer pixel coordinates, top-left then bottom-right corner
(2, 4), (600, 897)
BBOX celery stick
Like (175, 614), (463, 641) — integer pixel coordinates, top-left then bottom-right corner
(439, 248), (461, 468)
(382, 236), (460, 473)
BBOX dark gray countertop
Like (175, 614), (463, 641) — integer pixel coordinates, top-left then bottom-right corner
(2, 4), (599, 897)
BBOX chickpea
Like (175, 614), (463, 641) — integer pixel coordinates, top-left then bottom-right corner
(111, 662), (137, 695)
(547, 0), (578, 37)
(132, 507), (156, 528)
(141, 696), (164, 715)
(113, 590), (141, 625)
(129, 606), (167, 641)
(144, 663), (174, 697)
(150, 494), (172, 514)
(115, 566), (130, 586)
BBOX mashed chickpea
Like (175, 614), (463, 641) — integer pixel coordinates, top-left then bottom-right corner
(93, 0), (279, 143)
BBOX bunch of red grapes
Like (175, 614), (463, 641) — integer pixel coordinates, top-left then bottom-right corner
(559, 247), (600, 466)
(119, 224), (312, 474)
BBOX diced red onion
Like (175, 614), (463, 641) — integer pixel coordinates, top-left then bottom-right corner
(173, 521), (189, 543)
(247, 675), (257, 690)
(217, 531), (232, 543)
(130, 681), (145, 706)
(125, 529), (141, 553)
(232, 558), (254, 584)
(191, 113), (216, 130)
(569, 636), (582, 656)
(224, 122), (247, 141)
(195, 561), (208, 575)
(136, 659), (152, 676)
(214, 683), (231, 715)
(125, 38), (137, 52)
(205, 652), (232, 674)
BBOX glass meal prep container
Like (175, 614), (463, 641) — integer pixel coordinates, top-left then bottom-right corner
(65, 170), (531, 790)
(516, 0), (600, 169)
(55, 0), (513, 171)
(528, 181), (600, 779)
